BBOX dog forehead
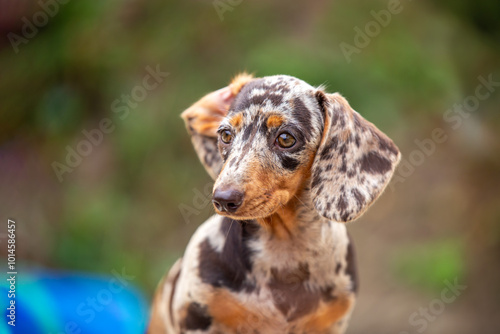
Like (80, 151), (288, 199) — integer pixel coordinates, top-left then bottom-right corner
(230, 76), (315, 114)
(226, 75), (323, 140)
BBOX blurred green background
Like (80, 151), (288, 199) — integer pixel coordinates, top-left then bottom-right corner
(0, 0), (499, 333)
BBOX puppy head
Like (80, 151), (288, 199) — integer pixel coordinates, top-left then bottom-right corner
(212, 75), (325, 219)
(185, 74), (400, 222)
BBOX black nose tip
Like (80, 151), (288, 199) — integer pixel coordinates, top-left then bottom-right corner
(212, 188), (244, 213)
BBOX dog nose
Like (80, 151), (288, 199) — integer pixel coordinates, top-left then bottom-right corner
(212, 187), (244, 213)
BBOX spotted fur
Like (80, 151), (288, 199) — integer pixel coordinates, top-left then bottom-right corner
(149, 74), (400, 334)
(311, 91), (401, 222)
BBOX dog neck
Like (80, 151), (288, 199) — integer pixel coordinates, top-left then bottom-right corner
(244, 185), (344, 282)
(256, 183), (327, 241)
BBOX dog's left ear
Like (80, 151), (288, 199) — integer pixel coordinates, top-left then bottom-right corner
(311, 91), (401, 222)
(181, 73), (253, 179)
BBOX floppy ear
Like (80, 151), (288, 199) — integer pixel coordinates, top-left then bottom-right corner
(181, 73), (253, 180)
(311, 91), (401, 222)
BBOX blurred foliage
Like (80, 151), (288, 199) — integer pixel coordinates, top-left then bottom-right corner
(392, 239), (465, 293)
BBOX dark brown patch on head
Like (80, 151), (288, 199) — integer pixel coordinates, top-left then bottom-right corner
(315, 91), (328, 118)
(267, 93), (283, 106)
(241, 122), (255, 142)
(280, 155), (300, 171)
(230, 77), (294, 113)
(230, 79), (266, 111)
(291, 97), (312, 140)
(359, 152), (392, 174)
(181, 302), (212, 331)
(250, 93), (266, 106)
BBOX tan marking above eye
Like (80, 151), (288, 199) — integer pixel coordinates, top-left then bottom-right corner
(267, 115), (285, 128)
(229, 113), (243, 129)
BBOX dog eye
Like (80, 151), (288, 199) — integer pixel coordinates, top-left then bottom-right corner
(220, 130), (233, 144)
(276, 132), (296, 148)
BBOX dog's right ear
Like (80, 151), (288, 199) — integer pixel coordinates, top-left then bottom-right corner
(181, 73), (253, 179)
(311, 91), (400, 223)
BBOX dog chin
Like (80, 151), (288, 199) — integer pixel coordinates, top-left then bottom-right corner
(214, 210), (258, 220)
(214, 205), (281, 221)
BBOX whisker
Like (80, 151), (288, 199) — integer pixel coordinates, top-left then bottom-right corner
(293, 194), (312, 209)
(225, 219), (235, 240)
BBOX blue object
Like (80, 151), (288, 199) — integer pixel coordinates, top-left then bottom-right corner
(1, 267), (149, 334)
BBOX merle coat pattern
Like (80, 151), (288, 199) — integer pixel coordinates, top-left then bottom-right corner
(148, 74), (401, 334)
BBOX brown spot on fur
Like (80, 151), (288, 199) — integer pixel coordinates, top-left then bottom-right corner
(268, 263), (319, 321)
(301, 294), (354, 332)
(181, 302), (212, 330)
(267, 93), (283, 106)
(266, 114), (285, 128)
(207, 290), (261, 331)
(360, 152), (392, 174)
(351, 188), (365, 208)
(337, 196), (347, 212)
(229, 113), (243, 130)
(321, 285), (337, 302)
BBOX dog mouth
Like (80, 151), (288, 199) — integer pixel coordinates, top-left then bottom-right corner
(213, 196), (285, 220)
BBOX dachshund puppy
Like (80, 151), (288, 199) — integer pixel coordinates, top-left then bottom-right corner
(148, 73), (400, 334)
